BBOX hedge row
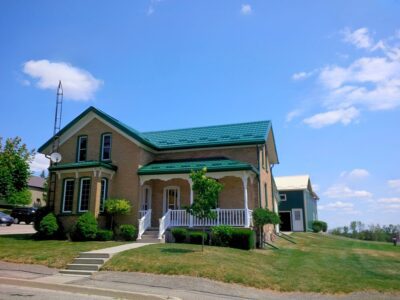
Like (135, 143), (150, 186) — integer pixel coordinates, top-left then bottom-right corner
(171, 226), (255, 250)
(312, 220), (328, 233)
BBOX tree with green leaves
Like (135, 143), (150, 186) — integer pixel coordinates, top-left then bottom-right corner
(252, 208), (280, 248)
(186, 168), (223, 251)
(0, 137), (34, 207)
(104, 198), (131, 231)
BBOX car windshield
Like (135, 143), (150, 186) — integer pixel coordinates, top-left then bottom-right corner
(0, 212), (7, 217)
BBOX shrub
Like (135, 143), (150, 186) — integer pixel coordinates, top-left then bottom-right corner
(312, 220), (325, 233)
(211, 225), (233, 247)
(171, 228), (188, 243)
(321, 221), (328, 232)
(33, 206), (52, 231)
(96, 229), (114, 241)
(38, 213), (59, 238)
(229, 228), (255, 250)
(104, 199), (131, 230)
(119, 224), (137, 241)
(72, 212), (98, 241)
(189, 231), (207, 245)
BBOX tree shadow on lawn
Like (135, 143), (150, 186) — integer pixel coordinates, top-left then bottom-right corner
(161, 248), (195, 254)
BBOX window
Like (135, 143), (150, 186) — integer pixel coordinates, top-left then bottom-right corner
(100, 178), (108, 212)
(101, 134), (112, 161)
(294, 210), (301, 221)
(261, 146), (265, 169)
(78, 178), (91, 212)
(164, 187), (179, 213)
(280, 193), (287, 201)
(264, 183), (268, 205)
(141, 186), (152, 211)
(77, 136), (88, 162)
(62, 179), (74, 213)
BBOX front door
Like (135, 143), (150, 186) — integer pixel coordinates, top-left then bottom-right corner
(163, 187), (180, 213)
(292, 209), (304, 231)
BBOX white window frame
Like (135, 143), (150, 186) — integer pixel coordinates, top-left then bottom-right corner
(62, 179), (74, 213)
(141, 185), (152, 211)
(77, 136), (88, 162)
(280, 193), (287, 202)
(101, 134), (112, 161)
(100, 178), (108, 213)
(78, 178), (91, 212)
(163, 186), (180, 213)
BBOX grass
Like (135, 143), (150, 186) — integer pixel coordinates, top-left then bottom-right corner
(0, 234), (126, 268)
(103, 233), (400, 293)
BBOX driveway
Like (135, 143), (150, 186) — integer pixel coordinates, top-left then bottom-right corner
(0, 224), (36, 235)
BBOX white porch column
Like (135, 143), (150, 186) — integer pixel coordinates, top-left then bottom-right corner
(189, 179), (193, 227)
(242, 174), (250, 227)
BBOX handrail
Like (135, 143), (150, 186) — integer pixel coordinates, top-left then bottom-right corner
(137, 209), (151, 239)
(158, 209), (171, 239)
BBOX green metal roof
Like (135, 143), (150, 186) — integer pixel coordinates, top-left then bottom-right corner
(49, 161), (117, 171)
(138, 158), (258, 175)
(38, 106), (274, 153)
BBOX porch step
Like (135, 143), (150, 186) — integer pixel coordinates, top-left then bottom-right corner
(73, 258), (106, 264)
(67, 263), (100, 271)
(59, 269), (94, 276)
(78, 252), (110, 259)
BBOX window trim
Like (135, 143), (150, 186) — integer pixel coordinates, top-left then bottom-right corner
(78, 177), (91, 213)
(163, 186), (180, 213)
(100, 178), (108, 213)
(61, 178), (75, 213)
(100, 133), (112, 161)
(76, 135), (88, 162)
(280, 193), (287, 202)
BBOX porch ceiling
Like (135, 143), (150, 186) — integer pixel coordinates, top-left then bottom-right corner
(137, 158), (258, 175)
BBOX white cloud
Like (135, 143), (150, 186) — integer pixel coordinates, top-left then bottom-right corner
(292, 71), (313, 81)
(378, 197), (400, 204)
(23, 60), (102, 101)
(241, 4), (252, 15)
(319, 201), (354, 210)
(312, 184), (320, 192)
(303, 107), (359, 128)
(297, 28), (400, 128)
(388, 179), (400, 191)
(285, 109), (303, 122)
(147, 0), (162, 15)
(30, 153), (50, 174)
(340, 168), (370, 180)
(323, 184), (372, 199)
(342, 27), (373, 49)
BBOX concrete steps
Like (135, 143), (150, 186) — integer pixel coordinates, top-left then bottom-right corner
(139, 228), (163, 243)
(59, 252), (111, 276)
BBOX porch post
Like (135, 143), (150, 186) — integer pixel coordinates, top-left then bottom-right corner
(242, 174), (250, 227)
(189, 179), (193, 227)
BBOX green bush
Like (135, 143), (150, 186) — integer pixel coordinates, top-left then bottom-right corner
(33, 206), (52, 231)
(189, 231), (207, 245)
(72, 212), (98, 241)
(211, 225), (233, 247)
(229, 228), (255, 250)
(321, 221), (328, 232)
(312, 220), (326, 233)
(119, 224), (137, 241)
(96, 230), (114, 241)
(38, 213), (59, 238)
(171, 228), (188, 243)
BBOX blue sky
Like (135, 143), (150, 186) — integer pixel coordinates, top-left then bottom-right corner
(1, 1), (399, 228)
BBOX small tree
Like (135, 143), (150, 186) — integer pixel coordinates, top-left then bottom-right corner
(186, 168), (223, 251)
(104, 198), (131, 231)
(252, 208), (280, 248)
(0, 137), (34, 206)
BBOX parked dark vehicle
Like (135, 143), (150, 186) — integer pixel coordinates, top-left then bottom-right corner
(0, 212), (14, 226)
(11, 207), (37, 224)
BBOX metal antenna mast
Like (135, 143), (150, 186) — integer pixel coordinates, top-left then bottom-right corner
(47, 81), (63, 210)
(52, 81), (63, 153)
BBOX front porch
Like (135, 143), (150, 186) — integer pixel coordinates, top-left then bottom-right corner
(136, 158), (259, 239)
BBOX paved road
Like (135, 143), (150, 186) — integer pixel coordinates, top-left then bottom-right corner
(0, 224), (36, 235)
(0, 284), (113, 300)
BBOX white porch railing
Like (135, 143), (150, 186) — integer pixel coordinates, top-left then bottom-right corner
(159, 208), (252, 237)
(159, 209), (171, 239)
(137, 209), (151, 240)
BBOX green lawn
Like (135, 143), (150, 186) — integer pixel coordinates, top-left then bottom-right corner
(103, 233), (400, 293)
(0, 234), (126, 268)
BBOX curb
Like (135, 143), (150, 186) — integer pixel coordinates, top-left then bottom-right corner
(0, 276), (180, 300)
